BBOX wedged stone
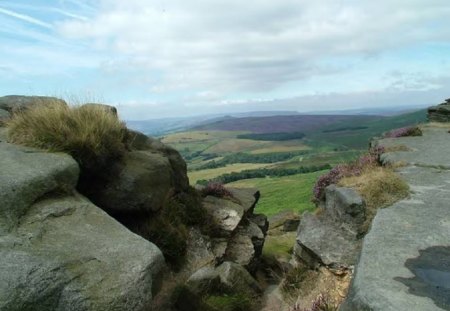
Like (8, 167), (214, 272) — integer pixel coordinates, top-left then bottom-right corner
(225, 221), (265, 269)
(0, 140), (79, 234)
(202, 196), (244, 235)
(295, 185), (365, 267)
(184, 228), (217, 274)
(325, 185), (366, 228)
(0, 95), (66, 113)
(182, 262), (261, 311)
(215, 261), (262, 296)
(83, 150), (176, 213)
(295, 212), (361, 267)
(250, 213), (269, 234)
(268, 210), (299, 230)
(186, 266), (221, 294)
(0, 194), (165, 311)
(228, 187), (260, 213)
(282, 218), (300, 232)
(126, 130), (189, 191)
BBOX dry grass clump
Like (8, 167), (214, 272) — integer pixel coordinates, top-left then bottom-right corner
(421, 122), (450, 129)
(384, 145), (411, 152)
(338, 166), (409, 234)
(338, 167), (409, 209)
(7, 100), (127, 170)
(290, 294), (337, 311)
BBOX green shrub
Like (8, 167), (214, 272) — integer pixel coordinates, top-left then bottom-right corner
(7, 101), (127, 171)
(130, 187), (212, 269)
(204, 293), (254, 311)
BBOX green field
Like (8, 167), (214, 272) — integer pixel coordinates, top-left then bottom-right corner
(227, 171), (326, 216)
(188, 162), (275, 184)
(160, 110), (426, 218)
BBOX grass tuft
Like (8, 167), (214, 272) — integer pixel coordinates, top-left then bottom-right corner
(204, 293), (254, 311)
(281, 266), (310, 298)
(290, 293), (337, 311)
(7, 100), (127, 171)
(338, 166), (409, 234)
(338, 167), (409, 210)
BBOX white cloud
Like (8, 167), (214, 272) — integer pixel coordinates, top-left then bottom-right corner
(57, 0), (450, 96)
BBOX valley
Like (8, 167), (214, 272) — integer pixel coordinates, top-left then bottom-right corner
(160, 109), (426, 217)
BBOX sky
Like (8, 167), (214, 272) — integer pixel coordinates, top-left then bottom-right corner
(1, 0), (450, 120)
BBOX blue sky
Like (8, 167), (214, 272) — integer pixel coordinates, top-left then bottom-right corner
(1, 0), (450, 120)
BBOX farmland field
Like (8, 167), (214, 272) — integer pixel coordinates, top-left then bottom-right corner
(188, 163), (275, 184)
(160, 109), (427, 218)
(227, 171), (326, 216)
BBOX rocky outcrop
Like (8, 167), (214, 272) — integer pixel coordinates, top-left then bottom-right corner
(182, 188), (267, 275)
(80, 130), (189, 214)
(428, 98), (450, 122)
(176, 261), (262, 311)
(173, 188), (267, 310)
(342, 127), (450, 311)
(187, 261), (262, 297)
(0, 108), (10, 124)
(0, 129), (165, 311)
(294, 185), (366, 268)
(0, 95), (66, 114)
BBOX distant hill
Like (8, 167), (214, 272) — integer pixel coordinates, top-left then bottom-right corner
(125, 111), (299, 135)
(193, 115), (380, 133)
(191, 109), (427, 149)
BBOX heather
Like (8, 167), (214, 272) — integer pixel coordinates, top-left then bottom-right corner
(313, 146), (385, 201)
(201, 182), (233, 198)
(384, 126), (422, 138)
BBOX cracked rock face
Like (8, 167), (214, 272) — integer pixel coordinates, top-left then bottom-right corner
(0, 138), (165, 311)
(295, 185), (366, 268)
(342, 127), (450, 311)
(428, 99), (450, 122)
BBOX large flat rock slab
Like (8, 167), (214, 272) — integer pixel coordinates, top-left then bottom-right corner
(342, 165), (450, 311)
(379, 128), (450, 169)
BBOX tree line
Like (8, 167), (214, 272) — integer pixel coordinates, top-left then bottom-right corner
(196, 164), (331, 185)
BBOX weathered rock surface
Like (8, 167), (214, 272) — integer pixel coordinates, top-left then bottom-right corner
(127, 130), (189, 191)
(85, 150), (175, 213)
(428, 98), (450, 122)
(0, 108), (10, 124)
(268, 210), (300, 230)
(225, 220), (265, 268)
(282, 218), (300, 232)
(202, 196), (245, 235)
(0, 140), (79, 234)
(200, 188), (268, 271)
(187, 261), (262, 296)
(342, 127), (450, 311)
(0, 95), (66, 113)
(295, 186), (365, 267)
(228, 187), (260, 214)
(0, 137), (165, 311)
(215, 261), (262, 295)
(80, 130), (189, 214)
(378, 127), (450, 170)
